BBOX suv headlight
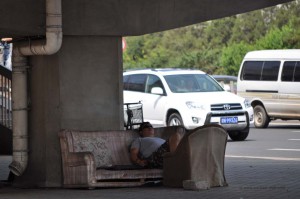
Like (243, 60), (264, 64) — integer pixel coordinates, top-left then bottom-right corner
(186, 101), (206, 110)
(244, 99), (251, 108)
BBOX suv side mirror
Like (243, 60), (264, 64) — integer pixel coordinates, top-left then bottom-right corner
(151, 87), (164, 95)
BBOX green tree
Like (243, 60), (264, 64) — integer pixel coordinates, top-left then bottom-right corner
(123, 36), (145, 69)
(202, 17), (236, 49)
(123, 0), (300, 73)
(220, 42), (253, 75)
(230, 10), (267, 44)
(255, 25), (293, 49)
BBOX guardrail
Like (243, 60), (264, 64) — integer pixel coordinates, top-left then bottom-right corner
(0, 65), (12, 130)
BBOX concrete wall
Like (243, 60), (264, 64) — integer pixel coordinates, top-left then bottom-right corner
(13, 36), (123, 187)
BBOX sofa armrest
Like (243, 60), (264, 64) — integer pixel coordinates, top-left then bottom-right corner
(61, 151), (97, 187)
(163, 124), (228, 188)
(66, 152), (95, 167)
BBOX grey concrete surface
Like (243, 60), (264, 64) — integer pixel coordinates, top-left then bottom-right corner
(0, 0), (293, 37)
(0, 156), (11, 181)
(1, 156), (300, 199)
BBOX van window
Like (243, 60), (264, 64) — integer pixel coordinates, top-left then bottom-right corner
(241, 61), (280, 81)
(281, 61), (300, 82)
(261, 61), (280, 81)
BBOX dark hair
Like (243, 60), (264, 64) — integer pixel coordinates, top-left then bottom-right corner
(139, 122), (153, 132)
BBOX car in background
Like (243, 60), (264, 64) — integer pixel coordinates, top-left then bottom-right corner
(123, 68), (253, 141)
(213, 75), (237, 94)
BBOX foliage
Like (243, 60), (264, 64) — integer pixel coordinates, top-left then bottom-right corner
(123, 0), (300, 75)
(220, 42), (254, 76)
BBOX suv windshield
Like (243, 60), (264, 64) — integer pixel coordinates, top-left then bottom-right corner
(164, 74), (223, 93)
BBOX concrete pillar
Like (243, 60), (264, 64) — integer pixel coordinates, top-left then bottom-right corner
(13, 36), (123, 187)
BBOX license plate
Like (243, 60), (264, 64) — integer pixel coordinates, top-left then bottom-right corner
(221, 117), (238, 124)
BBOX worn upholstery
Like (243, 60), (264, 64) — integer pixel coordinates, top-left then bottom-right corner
(58, 126), (185, 188)
(163, 124), (228, 188)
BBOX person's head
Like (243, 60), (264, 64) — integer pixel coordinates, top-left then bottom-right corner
(139, 122), (154, 137)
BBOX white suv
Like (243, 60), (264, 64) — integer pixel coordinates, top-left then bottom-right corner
(123, 69), (254, 141)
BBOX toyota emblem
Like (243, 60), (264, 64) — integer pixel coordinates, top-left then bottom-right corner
(223, 104), (231, 110)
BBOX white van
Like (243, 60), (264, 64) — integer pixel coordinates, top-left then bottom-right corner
(237, 49), (300, 128)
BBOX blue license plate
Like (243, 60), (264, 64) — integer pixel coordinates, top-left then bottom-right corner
(221, 117), (238, 124)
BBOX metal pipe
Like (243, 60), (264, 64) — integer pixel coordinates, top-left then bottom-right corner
(9, 0), (62, 176)
(13, 0), (62, 56)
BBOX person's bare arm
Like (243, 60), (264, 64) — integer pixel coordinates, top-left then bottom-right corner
(130, 148), (148, 166)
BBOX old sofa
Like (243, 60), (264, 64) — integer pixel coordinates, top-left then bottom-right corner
(58, 126), (185, 188)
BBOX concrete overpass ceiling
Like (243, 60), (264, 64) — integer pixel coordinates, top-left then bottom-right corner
(0, 0), (295, 38)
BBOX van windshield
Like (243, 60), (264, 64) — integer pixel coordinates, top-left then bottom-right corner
(164, 74), (224, 93)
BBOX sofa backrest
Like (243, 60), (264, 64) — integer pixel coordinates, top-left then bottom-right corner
(60, 130), (139, 168)
(154, 126), (186, 140)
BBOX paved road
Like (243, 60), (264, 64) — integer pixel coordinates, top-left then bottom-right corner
(1, 121), (300, 198)
(227, 121), (300, 160)
(0, 155), (10, 181)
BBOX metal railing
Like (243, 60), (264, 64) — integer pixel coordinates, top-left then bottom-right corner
(0, 65), (12, 129)
(124, 102), (143, 130)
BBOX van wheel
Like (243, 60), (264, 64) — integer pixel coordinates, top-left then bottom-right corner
(228, 128), (249, 141)
(254, 105), (270, 128)
(167, 113), (183, 126)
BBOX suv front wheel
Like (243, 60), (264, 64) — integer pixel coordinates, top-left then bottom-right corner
(167, 113), (183, 126)
(228, 128), (249, 141)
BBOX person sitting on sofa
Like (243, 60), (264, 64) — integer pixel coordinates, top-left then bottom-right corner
(130, 122), (181, 168)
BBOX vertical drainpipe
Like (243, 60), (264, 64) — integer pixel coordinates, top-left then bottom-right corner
(9, 0), (62, 176)
(9, 50), (29, 176)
